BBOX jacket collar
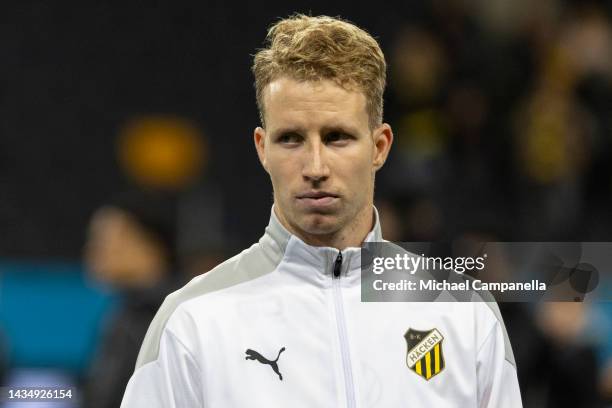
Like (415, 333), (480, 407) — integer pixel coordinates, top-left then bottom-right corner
(263, 205), (383, 285)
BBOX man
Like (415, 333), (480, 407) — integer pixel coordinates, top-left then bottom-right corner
(121, 14), (522, 407)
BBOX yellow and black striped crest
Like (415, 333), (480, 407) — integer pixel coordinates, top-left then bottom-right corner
(405, 328), (445, 380)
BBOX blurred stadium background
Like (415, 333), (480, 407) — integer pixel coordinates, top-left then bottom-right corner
(0, 1), (611, 406)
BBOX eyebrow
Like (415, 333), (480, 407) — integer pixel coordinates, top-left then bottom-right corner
(270, 124), (362, 138)
(320, 125), (361, 136)
(269, 127), (305, 138)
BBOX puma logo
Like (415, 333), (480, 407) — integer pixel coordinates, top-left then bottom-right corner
(245, 347), (286, 381)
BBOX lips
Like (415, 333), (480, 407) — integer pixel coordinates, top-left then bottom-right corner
(297, 191), (339, 199)
(296, 191), (339, 209)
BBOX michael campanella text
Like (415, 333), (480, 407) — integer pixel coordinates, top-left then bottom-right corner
(373, 279), (547, 293)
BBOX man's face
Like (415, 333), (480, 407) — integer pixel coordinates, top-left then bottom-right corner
(254, 77), (392, 242)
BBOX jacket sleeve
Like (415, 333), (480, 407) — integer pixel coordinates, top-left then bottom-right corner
(120, 328), (203, 408)
(476, 318), (523, 408)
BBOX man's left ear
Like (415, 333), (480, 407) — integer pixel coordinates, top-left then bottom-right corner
(372, 123), (393, 171)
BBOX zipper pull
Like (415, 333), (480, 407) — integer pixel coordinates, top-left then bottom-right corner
(333, 251), (343, 278)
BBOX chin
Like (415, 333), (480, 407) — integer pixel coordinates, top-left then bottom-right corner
(297, 213), (342, 235)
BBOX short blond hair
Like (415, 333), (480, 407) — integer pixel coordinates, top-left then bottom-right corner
(252, 14), (387, 129)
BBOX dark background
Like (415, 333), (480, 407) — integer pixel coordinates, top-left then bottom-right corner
(1, 1), (612, 407)
(2, 1), (612, 259)
(0, 1), (400, 258)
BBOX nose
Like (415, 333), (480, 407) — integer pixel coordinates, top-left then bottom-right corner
(302, 139), (329, 182)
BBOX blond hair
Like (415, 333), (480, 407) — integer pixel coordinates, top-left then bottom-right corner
(252, 14), (387, 129)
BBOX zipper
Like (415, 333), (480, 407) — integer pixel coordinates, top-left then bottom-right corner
(331, 250), (357, 408)
(333, 251), (343, 278)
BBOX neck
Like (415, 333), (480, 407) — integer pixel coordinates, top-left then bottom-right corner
(274, 204), (374, 250)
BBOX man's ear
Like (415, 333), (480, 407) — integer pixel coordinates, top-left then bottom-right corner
(254, 127), (269, 173)
(372, 123), (393, 171)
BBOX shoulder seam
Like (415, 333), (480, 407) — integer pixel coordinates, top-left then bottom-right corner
(479, 301), (516, 367)
(165, 325), (202, 373)
(135, 241), (283, 369)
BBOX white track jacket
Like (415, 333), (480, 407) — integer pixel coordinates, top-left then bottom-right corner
(121, 207), (522, 407)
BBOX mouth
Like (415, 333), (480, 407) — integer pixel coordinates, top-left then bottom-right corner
(297, 191), (339, 199)
(295, 191), (340, 209)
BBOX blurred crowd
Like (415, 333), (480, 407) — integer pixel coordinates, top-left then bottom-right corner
(380, 0), (612, 243)
(0, 0), (611, 407)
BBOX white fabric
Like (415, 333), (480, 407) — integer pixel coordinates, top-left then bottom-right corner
(122, 214), (522, 407)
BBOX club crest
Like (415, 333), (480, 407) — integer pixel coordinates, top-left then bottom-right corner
(404, 328), (445, 380)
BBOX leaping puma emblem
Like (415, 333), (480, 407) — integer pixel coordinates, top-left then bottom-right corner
(245, 347), (286, 381)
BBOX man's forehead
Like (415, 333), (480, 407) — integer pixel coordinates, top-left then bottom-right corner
(265, 77), (364, 103)
(263, 77), (369, 130)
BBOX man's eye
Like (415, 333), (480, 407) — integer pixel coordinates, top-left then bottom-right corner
(325, 132), (352, 144)
(277, 133), (302, 144)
